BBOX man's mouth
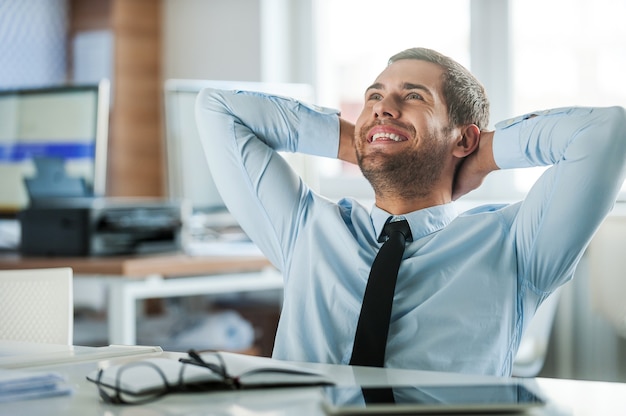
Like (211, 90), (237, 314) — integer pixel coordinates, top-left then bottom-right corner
(370, 132), (408, 143)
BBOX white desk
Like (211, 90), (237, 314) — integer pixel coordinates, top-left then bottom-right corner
(0, 340), (163, 369)
(1, 345), (626, 415)
(0, 253), (283, 345)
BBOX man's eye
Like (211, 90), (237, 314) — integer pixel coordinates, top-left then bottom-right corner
(368, 92), (383, 101)
(406, 92), (423, 100)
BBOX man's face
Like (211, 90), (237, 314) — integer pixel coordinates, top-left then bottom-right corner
(354, 59), (456, 198)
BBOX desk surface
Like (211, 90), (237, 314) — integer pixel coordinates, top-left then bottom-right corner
(0, 341), (163, 369)
(1, 344), (625, 416)
(0, 252), (271, 278)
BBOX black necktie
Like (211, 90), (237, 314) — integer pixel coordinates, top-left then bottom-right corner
(350, 219), (412, 367)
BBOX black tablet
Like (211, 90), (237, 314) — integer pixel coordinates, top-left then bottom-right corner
(322, 382), (546, 414)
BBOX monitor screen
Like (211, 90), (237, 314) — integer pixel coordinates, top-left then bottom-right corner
(0, 81), (110, 213)
(163, 79), (315, 214)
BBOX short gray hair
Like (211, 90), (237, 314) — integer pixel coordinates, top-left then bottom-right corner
(388, 47), (490, 130)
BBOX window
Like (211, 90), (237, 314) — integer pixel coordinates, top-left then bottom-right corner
(511, 0), (626, 197)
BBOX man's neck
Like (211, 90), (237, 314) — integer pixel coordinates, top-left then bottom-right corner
(374, 191), (451, 215)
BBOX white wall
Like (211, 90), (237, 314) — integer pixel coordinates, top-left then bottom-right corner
(163, 0), (315, 86)
(162, 0), (261, 82)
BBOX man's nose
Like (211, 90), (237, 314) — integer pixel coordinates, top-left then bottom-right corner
(373, 96), (400, 119)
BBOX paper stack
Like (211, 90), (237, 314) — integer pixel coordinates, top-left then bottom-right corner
(0, 368), (73, 402)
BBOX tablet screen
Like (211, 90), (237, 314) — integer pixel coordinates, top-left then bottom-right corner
(322, 383), (546, 414)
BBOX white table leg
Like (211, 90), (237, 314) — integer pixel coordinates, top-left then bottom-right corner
(108, 278), (139, 345)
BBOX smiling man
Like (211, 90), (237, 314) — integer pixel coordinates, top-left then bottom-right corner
(195, 47), (626, 376)
(348, 54), (486, 214)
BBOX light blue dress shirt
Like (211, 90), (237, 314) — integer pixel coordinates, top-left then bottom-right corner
(196, 88), (626, 376)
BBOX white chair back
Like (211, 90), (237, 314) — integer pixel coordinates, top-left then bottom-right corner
(0, 267), (73, 345)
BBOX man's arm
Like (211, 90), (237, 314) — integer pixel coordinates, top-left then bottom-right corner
(500, 107), (626, 292)
(195, 88), (340, 270)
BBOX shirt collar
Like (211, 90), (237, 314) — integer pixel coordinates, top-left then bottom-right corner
(371, 202), (458, 241)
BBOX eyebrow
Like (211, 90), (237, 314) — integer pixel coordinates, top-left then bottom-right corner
(365, 82), (434, 99)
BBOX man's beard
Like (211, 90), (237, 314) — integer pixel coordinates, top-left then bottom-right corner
(356, 131), (450, 200)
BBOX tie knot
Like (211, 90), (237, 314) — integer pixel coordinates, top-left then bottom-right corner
(380, 219), (412, 243)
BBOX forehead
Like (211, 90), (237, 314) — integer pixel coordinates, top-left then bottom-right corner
(372, 59), (445, 96)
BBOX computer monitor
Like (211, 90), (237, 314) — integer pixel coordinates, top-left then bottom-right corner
(0, 80), (110, 214)
(163, 79), (316, 214)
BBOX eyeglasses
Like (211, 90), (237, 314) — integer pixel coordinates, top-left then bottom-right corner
(178, 349), (240, 388)
(93, 349), (329, 405)
(93, 350), (235, 405)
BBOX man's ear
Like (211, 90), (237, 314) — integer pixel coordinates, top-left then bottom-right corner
(452, 124), (480, 158)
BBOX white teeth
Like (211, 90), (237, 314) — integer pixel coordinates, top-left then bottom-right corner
(372, 132), (403, 142)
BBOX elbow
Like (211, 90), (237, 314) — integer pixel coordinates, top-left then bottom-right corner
(597, 106), (626, 181)
(603, 106), (626, 146)
(195, 87), (229, 115)
(194, 88), (236, 149)
(595, 106), (626, 158)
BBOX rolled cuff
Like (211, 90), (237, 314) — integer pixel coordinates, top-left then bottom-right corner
(297, 102), (341, 158)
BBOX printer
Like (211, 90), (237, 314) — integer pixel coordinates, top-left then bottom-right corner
(19, 197), (183, 256)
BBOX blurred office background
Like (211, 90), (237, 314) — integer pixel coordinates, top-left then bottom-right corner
(1, 0), (626, 381)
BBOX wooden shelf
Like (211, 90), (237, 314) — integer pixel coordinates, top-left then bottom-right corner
(0, 252), (271, 278)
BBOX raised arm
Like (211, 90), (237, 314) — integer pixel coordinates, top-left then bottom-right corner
(500, 107), (626, 292)
(195, 88), (340, 269)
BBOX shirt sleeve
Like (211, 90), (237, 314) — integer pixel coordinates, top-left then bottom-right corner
(194, 88), (340, 270)
(493, 106), (626, 293)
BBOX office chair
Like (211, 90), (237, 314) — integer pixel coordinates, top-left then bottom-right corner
(589, 215), (626, 338)
(0, 267), (73, 345)
(512, 287), (562, 377)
